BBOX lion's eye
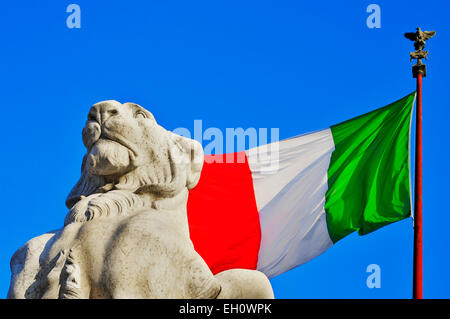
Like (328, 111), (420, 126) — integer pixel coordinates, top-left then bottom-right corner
(88, 114), (96, 121)
(135, 111), (147, 119)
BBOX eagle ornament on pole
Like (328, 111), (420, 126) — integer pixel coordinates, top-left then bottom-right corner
(404, 27), (435, 300)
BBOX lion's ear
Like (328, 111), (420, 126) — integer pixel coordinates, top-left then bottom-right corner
(170, 134), (204, 190)
(123, 102), (156, 123)
(65, 155), (106, 209)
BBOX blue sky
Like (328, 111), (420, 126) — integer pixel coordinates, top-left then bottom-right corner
(0, 1), (449, 298)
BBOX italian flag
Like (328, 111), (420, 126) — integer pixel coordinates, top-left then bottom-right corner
(187, 92), (416, 278)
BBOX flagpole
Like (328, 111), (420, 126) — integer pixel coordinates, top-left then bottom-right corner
(413, 71), (423, 300)
(404, 27), (435, 300)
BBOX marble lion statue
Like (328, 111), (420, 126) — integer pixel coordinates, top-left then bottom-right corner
(8, 100), (274, 299)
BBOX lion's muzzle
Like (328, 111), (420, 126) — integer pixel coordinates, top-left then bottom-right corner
(82, 121), (101, 150)
(86, 139), (132, 177)
(82, 120), (133, 177)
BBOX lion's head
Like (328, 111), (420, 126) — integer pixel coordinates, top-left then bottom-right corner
(64, 100), (203, 225)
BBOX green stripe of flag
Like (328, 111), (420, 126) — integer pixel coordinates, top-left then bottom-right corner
(325, 92), (416, 243)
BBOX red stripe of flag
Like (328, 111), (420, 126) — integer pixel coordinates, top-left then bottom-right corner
(187, 152), (261, 274)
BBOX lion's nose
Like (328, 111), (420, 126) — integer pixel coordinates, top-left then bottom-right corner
(99, 103), (120, 124)
(89, 100), (123, 125)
